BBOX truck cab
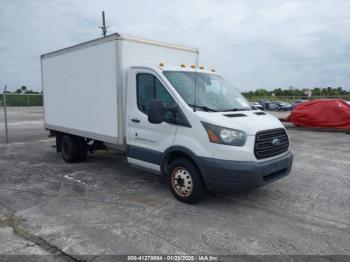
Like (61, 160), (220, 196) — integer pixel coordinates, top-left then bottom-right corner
(125, 65), (293, 203)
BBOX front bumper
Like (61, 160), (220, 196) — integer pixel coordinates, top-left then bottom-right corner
(198, 151), (293, 192)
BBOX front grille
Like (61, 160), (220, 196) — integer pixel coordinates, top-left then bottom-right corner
(254, 128), (289, 159)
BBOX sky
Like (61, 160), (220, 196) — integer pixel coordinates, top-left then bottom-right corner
(1, 0), (350, 92)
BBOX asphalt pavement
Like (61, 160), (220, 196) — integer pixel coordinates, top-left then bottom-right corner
(0, 107), (349, 260)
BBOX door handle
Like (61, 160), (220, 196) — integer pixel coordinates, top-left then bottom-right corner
(131, 118), (140, 123)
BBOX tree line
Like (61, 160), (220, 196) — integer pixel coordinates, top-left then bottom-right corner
(242, 86), (350, 99)
(5, 85), (350, 97)
(4, 86), (42, 94)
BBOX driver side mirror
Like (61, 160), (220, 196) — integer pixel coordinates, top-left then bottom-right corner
(148, 99), (164, 124)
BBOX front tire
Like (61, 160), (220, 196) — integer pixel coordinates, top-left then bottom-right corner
(168, 158), (205, 204)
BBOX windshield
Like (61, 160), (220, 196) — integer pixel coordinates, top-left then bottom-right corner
(163, 71), (251, 112)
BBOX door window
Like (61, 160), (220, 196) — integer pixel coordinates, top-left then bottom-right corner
(136, 73), (176, 122)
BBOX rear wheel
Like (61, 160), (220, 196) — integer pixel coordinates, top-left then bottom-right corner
(168, 158), (205, 204)
(61, 135), (86, 163)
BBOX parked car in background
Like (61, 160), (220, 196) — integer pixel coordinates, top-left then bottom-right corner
(289, 99), (350, 129)
(268, 101), (278, 110)
(258, 99), (271, 110)
(250, 102), (264, 110)
(269, 101), (292, 111)
(292, 100), (307, 110)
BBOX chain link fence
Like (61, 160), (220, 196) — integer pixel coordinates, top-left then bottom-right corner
(0, 93), (43, 107)
(1, 86), (43, 143)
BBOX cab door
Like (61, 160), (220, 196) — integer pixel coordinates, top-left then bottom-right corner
(126, 68), (178, 172)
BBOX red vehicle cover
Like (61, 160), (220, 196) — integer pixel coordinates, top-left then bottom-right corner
(288, 99), (350, 129)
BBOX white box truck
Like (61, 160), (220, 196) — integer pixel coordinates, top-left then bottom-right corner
(41, 33), (293, 203)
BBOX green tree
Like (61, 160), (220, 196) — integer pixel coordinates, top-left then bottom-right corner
(335, 87), (342, 95)
(254, 89), (269, 97)
(312, 87), (321, 96)
(273, 88), (282, 96)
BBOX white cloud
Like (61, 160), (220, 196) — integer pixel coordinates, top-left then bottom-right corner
(1, 0), (350, 91)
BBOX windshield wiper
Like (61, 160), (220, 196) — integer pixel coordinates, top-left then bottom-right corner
(188, 104), (218, 112)
(220, 108), (250, 112)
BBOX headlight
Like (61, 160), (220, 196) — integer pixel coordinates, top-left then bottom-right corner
(201, 122), (247, 146)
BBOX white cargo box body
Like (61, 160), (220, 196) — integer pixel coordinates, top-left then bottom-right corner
(41, 34), (198, 145)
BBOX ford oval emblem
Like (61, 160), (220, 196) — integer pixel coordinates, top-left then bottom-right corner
(272, 138), (281, 146)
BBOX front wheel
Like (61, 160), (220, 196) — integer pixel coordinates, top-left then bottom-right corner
(168, 158), (205, 204)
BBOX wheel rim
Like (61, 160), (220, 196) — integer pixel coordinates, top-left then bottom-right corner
(62, 141), (69, 158)
(171, 167), (193, 197)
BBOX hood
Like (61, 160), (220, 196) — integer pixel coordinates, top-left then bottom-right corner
(195, 110), (284, 136)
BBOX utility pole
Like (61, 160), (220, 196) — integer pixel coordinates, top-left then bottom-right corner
(99, 11), (108, 37)
(3, 85), (9, 143)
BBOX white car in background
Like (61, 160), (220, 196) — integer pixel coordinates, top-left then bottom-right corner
(250, 102), (264, 110)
